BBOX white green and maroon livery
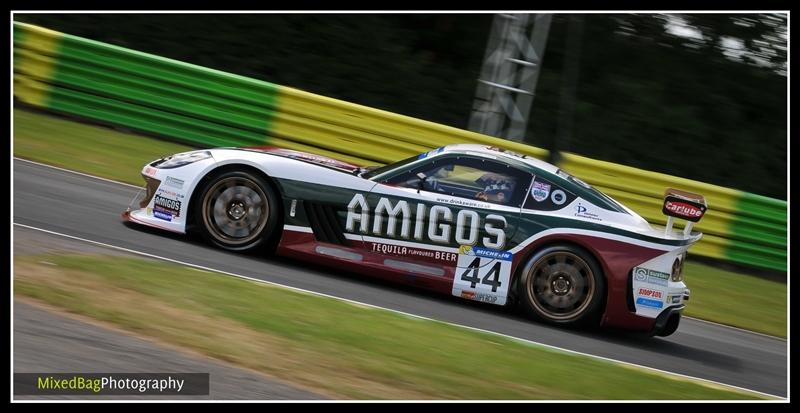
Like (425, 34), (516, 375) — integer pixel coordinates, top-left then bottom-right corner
(124, 144), (706, 336)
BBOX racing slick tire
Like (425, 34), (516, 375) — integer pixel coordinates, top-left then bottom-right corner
(196, 170), (280, 253)
(517, 244), (606, 326)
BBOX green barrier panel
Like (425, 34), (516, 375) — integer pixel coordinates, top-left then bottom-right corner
(12, 22), (787, 271)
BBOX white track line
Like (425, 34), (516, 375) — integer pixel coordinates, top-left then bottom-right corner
(14, 157), (143, 189)
(683, 316), (787, 341)
(12, 222), (782, 399)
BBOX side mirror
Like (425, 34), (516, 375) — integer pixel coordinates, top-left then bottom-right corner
(416, 172), (428, 194)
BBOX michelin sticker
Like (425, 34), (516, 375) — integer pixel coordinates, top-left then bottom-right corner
(452, 245), (513, 306)
(531, 181), (551, 202)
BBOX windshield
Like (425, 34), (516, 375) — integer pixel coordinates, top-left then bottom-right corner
(361, 154), (423, 180)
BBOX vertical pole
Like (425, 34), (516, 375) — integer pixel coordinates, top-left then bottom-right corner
(469, 14), (552, 142)
(550, 14), (584, 165)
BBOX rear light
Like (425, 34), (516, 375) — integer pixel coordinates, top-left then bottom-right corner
(671, 254), (685, 282)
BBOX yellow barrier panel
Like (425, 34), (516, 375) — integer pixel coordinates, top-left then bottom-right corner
(559, 152), (741, 213)
(14, 24), (63, 107)
(558, 152), (742, 260)
(272, 86), (550, 163)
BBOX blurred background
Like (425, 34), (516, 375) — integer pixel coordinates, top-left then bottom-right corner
(15, 13), (788, 200)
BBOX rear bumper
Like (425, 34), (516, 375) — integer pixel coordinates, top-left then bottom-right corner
(651, 305), (685, 337)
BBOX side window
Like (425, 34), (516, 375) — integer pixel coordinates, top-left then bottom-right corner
(523, 176), (576, 211)
(382, 156), (529, 207)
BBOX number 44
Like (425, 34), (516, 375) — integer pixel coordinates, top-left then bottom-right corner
(460, 257), (502, 292)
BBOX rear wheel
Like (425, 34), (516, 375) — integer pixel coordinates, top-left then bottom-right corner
(196, 170), (279, 252)
(517, 244), (605, 326)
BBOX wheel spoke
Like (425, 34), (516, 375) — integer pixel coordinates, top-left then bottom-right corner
(203, 176), (271, 247)
(527, 251), (596, 321)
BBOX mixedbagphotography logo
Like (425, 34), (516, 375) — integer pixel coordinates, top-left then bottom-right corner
(14, 373), (210, 396)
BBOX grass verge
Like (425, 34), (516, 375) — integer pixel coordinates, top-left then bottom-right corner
(13, 254), (766, 400)
(682, 262), (786, 337)
(13, 108), (194, 185)
(12, 107), (787, 338)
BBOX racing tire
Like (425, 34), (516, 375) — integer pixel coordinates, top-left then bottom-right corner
(196, 170), (279, 253)
(517, 244), (606, 326)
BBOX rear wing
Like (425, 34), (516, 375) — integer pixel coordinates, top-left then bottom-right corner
(662, 188), (707, 237)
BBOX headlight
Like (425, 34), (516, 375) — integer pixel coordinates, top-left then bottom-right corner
(152, 151), (212, 169)
(671, 254), (686, 282)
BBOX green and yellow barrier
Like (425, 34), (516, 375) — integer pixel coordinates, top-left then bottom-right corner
(559, 154), (786, 271)
(13, 22), (787, 271)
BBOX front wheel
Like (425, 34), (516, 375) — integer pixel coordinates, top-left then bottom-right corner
(196, 170), (279, 252)
(517, 244), (606, 326)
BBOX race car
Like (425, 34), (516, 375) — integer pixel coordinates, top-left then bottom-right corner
(123, 144), (706, 336)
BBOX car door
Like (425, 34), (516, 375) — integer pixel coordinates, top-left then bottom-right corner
(365, 154), (530, 305)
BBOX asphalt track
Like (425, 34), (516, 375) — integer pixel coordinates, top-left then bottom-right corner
(13, 299), (323, 399)
(13, 159), (788, 398)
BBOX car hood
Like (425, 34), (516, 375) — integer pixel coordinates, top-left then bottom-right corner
(240, 146), (362, 174)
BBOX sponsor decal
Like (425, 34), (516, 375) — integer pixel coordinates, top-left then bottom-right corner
(633, 267), (670, 287)
(474, 292), (498, 304)
(669, 295), (682, 304)
(663, 200), (704, 220)
(435, 197), (491, 209)
(153, 194), (181, 217)
(637, 287), (663, 299)
(164, 176), (184, 189)
(153, 210), (173, 222)
(144, 166), (157, 177)
(371, 242), (457, 262)
(531, 181), (551, 202)
(662, 193), (707, 222)
(458, 245), (513, 261)
(453, 245), (513, 306)
(634, 267), (648, 281)
(550, 189), (567, 205)
(636, 297), (663, 309)
(346, 194), (507, 249)
(156, 188), (185, 200)
(574, 203), (602, 221)
(460, 291), (476, 299)
(419, 147), (446, 159)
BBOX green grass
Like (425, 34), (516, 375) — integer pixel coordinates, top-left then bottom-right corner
(14, 254), (765, 400)
(13, 109), (193, 185)
(683, 262), (786, 337)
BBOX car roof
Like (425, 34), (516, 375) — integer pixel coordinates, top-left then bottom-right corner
(438, 144), (560, 176)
